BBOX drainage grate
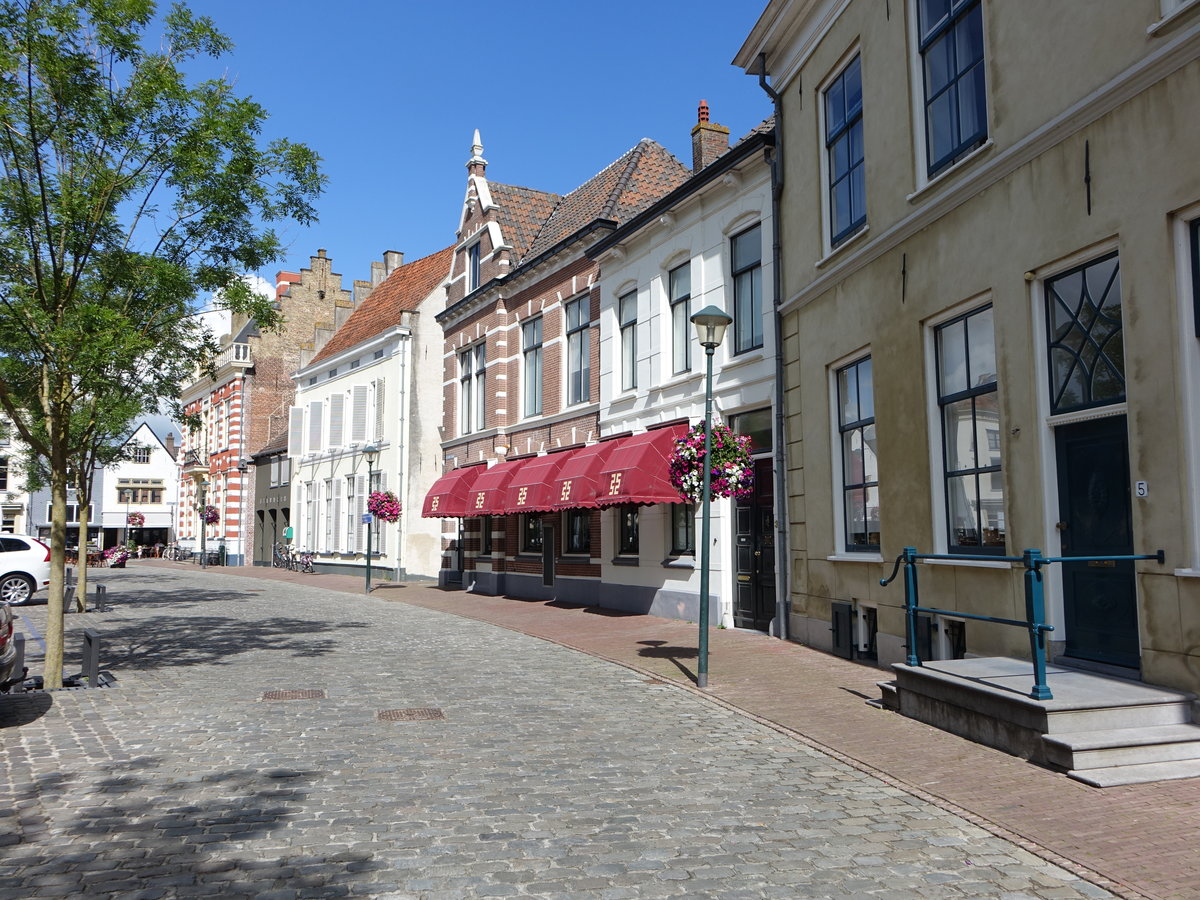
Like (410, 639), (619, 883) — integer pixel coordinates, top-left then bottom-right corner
(262, 689), (326, 701)
(377, 707), (445, 722)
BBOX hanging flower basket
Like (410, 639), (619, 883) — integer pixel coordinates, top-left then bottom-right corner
(104, 546), (130, 568)
(202, 505), (220, 525)
(126, 511), (145, 527)
(367, 490), (402, 523)
(668, 422), (755, 502)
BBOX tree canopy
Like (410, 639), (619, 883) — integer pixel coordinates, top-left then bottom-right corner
(0, 0), (324, 686)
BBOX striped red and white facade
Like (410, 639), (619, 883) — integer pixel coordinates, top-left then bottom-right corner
(177, 358), (254, 562)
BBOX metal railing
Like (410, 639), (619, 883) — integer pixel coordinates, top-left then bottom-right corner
(880, 546), (1164, 701)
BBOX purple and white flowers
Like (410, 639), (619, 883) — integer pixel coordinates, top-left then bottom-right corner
(668, 421), (755, 502)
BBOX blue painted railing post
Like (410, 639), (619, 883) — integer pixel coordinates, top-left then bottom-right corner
(1022, 549), (1053, 701)
(903, 546), (920, 667)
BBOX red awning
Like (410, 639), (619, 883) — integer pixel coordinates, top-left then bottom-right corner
(504, 451), (572, 513)
(467, 456), (538, 516)
(595, 424), (689, 507)
(550, 439), (622, 510)
(421, 463), (488, 517)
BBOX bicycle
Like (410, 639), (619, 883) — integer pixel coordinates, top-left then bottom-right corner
(297, 549), (315, 574)
(272, 542), (289, 569)
(164, 543), (188, 561)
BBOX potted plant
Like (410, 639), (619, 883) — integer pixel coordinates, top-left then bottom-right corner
(668, 421), (755, 502)
(126, 511), (145, 527)
(104, 545), (130, 568)
(202, 505), (219, 525)
(366, 490), (402, 523)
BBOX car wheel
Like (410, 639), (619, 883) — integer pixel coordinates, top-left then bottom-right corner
(0, 574), (34, 605)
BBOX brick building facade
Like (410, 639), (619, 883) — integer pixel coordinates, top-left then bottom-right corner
(429, 131), (690, 596)
(177, 253), (351, 563)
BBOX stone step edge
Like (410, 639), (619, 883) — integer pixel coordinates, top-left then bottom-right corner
(1043, 723), (1200, 752)
(1068, 757), (1200, 788)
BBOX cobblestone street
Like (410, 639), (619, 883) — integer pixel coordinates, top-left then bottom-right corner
(1, 567), (1122, 898)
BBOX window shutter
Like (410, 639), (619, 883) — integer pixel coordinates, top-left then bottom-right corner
(314, 480), (324, 552)
(328, 392), (345, 448)
(307, 400), (324, 453)
(345, 476), (357, 554)
(355, 474), (367, 550)
(332, 477), (342, 551)
(374, 378), (386, 442)
(351, 385), (369, 443)
(288, 407), (303, 458)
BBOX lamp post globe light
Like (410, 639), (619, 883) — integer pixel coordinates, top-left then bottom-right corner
(362, 443), (380, 593)
(690, 304), (733, 689)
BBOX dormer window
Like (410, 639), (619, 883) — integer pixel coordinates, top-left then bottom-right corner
(467, 242), (481, 292)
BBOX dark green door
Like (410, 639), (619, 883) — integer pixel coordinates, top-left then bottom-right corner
(734, 458), (776, 631)
(1055, 415), (1139, 669)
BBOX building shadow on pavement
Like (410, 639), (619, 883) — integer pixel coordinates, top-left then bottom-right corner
(4, 758), (394, 895)
(92, 615), (369, 671)
(0, 691), (53, 728)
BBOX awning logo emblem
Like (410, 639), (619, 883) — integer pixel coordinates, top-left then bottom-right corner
(608, 472), (622, 495)
(560, 480), (572, 501)
(430, 497), (440, 511)
(475, 492), (485, 509)
(517, 487), (528, 506)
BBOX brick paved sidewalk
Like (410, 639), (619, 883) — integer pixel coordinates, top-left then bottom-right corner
(138, 560), (1200, 900)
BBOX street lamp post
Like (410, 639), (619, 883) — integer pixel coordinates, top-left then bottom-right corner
(363, 443), (379, 594)
(198, 479), (209, 569)
(690, 304), (733, 689)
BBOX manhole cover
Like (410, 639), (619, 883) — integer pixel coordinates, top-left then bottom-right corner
(377, 708), (445, 722)
(262, 689), (326, 701)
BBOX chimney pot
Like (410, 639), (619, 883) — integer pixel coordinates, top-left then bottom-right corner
(691, 100), (730, 173)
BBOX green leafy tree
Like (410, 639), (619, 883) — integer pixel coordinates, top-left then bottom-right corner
(0, 0), (323, 686)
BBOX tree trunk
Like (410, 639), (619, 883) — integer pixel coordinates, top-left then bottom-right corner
(44, 447), (70, 689)
(74, 481), (91, 612)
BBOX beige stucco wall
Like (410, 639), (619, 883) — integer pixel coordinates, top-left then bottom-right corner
(759, 0), (1200, 690)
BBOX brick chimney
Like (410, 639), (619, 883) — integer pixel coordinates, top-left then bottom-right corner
(691, 100), (730, 172)
(164, 432), (177, 460)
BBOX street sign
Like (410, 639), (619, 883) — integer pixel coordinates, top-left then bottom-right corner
(362, 513), (373, 524)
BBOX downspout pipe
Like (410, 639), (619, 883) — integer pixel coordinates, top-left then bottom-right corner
(757, 52), (790, 641)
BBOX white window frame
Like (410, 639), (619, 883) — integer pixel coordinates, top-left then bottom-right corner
(819, 44), (866, 255)
(828, 347), (883, 561)
(467, 241), (482, 293)
(1175, 205), (1200, 575)
(668, 262), (692, 375)
(923, 292), (1007, 559)
(619, 289), (638, 392)
(907, 0), (993, 191)
(458, 344), (486, 435)
(731, 224), (764, 355)
(565, 294), (590, 406)
(523, 317), (543, 418)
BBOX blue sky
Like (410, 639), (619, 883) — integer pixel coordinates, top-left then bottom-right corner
(189, 1), (772, 285)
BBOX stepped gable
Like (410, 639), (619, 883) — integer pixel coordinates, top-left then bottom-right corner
(308, 245), (454, 366)
(520, 140), (690, 262)
(487, 183), (560, 262)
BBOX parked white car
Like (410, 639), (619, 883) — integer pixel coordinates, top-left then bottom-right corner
(0, 535), (51, 604)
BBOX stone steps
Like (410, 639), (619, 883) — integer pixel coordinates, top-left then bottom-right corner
(1043, 723), (1200, 770)
(879, 657), (1200, 787)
